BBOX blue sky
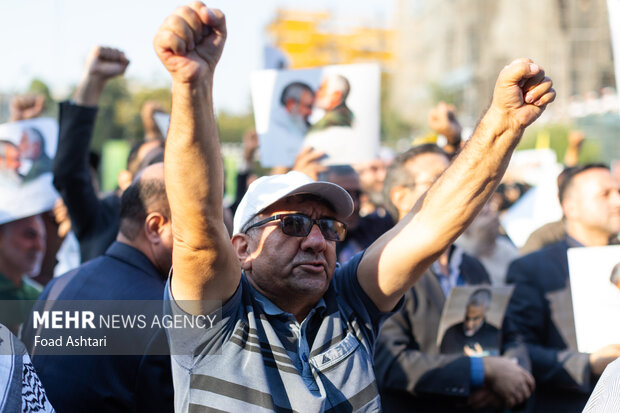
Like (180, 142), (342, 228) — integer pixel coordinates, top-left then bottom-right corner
(0, 0), (394, 114)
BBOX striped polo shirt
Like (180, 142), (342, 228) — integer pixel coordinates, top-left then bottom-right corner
(164, 252), (398, 412)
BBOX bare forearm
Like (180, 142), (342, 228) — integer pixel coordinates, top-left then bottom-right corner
(368, 113), (520, 300)
(421, 110), (521, 242)
(74, 76), (106, 106)
(166, 79), (225, 247)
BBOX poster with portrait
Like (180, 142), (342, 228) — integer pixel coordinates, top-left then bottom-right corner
(0, 117), (59, 224)
(251, 63), (380, 168)
(436, 285), (514, 357)
(568, 245), (620, 353)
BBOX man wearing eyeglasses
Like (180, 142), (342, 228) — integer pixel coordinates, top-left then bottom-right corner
(154, 3), (555, 412)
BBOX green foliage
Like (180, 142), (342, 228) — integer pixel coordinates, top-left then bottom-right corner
(28, 78), (57, 119)
(87, 79), (172, 154)
(518, 123), (602, 164)
(115, 87), (171, 144)
(380, 72), (413, 147)
(428, 82), (458, 106)
(26, 76), (255, 155)
(91, 78), (131, 153)
(216, 110), (255, 143)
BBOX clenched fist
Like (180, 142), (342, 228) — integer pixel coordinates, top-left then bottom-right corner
(75, 46), (129, 106)
(489, 58), (555, 133)
(154, 2), (226, 84)
(84, 46), (129, 80)
(10, 94), (45, 122)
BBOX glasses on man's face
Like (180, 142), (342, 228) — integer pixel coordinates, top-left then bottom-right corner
(243, 213), (347, 242)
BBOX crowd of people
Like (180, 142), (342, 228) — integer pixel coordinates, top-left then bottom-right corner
(1, 3), (619, 413)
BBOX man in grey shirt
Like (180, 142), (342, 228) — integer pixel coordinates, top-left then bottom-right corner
(153, 2), (555, 411)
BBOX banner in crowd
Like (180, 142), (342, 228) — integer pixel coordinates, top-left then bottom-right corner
(436, 285), (514, 357)
(608, 0), (620, 112)
(0, 118), (58, 224)
(251, 63), (380, 167)
(569, 245), (620, 353)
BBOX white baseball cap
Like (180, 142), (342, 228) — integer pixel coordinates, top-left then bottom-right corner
(232, 171), (354, 236)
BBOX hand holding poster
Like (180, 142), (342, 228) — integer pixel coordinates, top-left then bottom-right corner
(251, 64), (380, 167)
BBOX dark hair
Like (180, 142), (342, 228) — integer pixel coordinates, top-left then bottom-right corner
(383, 144), (448, 220)
(318, 165), (358, 182)
(558, 163), (609, 204)
(467, 288), (492, 309)
(119, 169), (169, 240)
(280, 82), (314, 106)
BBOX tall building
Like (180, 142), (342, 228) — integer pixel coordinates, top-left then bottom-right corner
(266, 9), (395, 70)
(391, 0), (615, 127)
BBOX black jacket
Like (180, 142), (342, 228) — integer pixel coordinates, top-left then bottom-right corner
(53, 101), (120, 262)
(503, 238), (593, 412)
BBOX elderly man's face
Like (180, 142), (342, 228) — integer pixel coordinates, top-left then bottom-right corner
(315, 79), (341, 111)
(241, 196), (338, 304)
(463, 303), (486, 337)
(0, 216), (45, 279)
(1, 145), (21, 172)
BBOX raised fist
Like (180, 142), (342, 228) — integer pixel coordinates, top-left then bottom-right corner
(428, 101), (462, 143)
(154, 2), (226, 83)
(84, 46), (129, 80)
(490, 58), (555, 132)
(10, 94), (45, 122)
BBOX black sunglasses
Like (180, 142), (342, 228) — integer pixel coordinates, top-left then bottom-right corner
(243, 213), (347, 242)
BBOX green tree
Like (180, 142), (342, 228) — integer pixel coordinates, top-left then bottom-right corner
(116, 86), (172, 142)
(216, 109), (255, 143)
(28, 78), (57, 119)
(381, 72), (413, 147)
(90, 77), (131, 154)
(518, 123), (602, 165)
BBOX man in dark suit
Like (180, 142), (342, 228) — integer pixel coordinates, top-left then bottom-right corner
(504, 164), (620, 413)
(440, 288), (500, 355)
(53, 45), (164, 263)
(374, 144), (534, 412)
(23, 163), (174, 413)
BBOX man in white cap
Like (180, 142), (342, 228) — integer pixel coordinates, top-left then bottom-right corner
(154, 3), (555, 411)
